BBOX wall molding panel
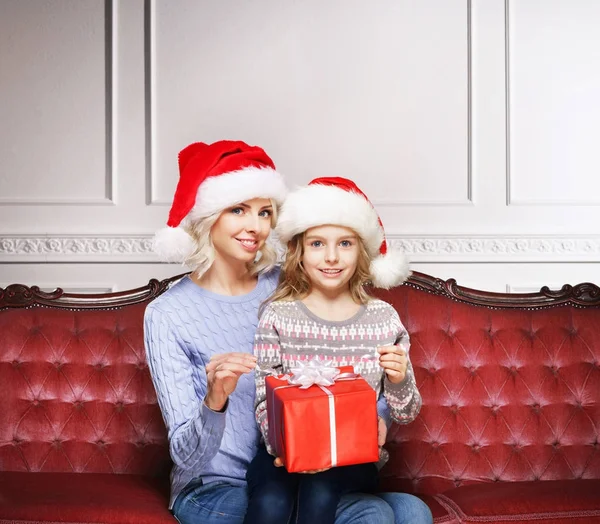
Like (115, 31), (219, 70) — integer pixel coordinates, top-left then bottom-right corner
(2, 1), (600, 291)
(0, 0), (116, 207)
(2, 234), (600, 263)
(505, 0), (600, 206)
(389, 236), (600, 262)
(0, 236), (153, 262)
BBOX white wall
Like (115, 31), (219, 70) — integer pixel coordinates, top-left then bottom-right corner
(1, 0), (599, 292)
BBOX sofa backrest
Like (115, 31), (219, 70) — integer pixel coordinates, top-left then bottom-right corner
(3, 273), (599, 492)
(0, 278), (180, 477)
(374, 273), (600, 496)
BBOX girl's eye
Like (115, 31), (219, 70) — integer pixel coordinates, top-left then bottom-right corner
(340, 240), (353, 247)
(230, 207), (244, 215)
(310, 241), (323, 248)
(259, 209), (272, 218)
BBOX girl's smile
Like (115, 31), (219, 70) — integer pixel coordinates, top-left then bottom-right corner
(302, 224), (359, 296)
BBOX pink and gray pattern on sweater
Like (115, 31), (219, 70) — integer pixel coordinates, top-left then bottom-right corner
(254, 299), (422, 460)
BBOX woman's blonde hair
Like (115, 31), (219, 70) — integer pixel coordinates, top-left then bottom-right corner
(263, 230), (372, 314)
(183, 200), (279, 279)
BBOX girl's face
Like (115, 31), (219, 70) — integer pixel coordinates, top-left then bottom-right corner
(211, 198), (274, 265)
(302, 225), (359, 297)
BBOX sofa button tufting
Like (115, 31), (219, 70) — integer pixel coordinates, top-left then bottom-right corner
(12, 438), (21, 445)
(12, 360), (22, 368)
(115, 402), (124, 412)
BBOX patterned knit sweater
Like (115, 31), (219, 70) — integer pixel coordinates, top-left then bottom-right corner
(254, 299), (422, 463)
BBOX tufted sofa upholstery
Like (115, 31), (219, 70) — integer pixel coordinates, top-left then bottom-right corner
(375, 275), (600, 523)
(1, 272), (599, 523)
(0, 281), (174, 524)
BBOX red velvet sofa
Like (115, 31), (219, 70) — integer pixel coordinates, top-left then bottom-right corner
(1, 272), (599, 523)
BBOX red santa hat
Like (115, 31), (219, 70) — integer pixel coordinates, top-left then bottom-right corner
(275, 177), (410, 288)
(154, 140), (287, 262)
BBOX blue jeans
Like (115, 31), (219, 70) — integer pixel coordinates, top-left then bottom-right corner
(172, 480), (433, 524)
(244, 445), (378, 524)
(378, 492), (433, 524)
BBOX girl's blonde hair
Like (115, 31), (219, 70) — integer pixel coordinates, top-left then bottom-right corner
(263, 230), (372, 314)
(183, 200), (279, 279)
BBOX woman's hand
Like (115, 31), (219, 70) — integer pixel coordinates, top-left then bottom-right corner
(204, 352), (257, 411)
(378, 345), (408, 384)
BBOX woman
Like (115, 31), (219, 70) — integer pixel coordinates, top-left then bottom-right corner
(144, 140), (433, 524)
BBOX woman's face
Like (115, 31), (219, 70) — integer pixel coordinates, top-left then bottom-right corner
(210, 198), (274, 265)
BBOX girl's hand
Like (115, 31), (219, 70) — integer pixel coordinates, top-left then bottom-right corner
(204, 352), (257, 411)
(274, 456), (329, 474)
(378, 416), (388, 447)
(378, 345), (408, 384)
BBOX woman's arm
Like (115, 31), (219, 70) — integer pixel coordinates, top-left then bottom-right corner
(253, 304), (283, 456)
(377, 390), (392, 428)
(144, 303), (248, 470)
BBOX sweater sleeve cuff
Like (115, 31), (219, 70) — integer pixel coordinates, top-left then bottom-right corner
(201, 398), (229, 420)
(384, 366), (413, 394)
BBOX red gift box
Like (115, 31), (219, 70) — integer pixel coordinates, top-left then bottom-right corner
(265, 370), (379, 473)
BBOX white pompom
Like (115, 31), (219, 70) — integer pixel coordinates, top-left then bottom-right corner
(370, 246), (411, 289)
(153, 227), (195, 263)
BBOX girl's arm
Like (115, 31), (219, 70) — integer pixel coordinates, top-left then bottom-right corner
(382, 311), (423, 424)
(254, 304), (283, 456)
(144, 304), (225, 471)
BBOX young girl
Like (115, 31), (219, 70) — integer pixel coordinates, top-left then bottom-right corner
(244, 177), (423, 524)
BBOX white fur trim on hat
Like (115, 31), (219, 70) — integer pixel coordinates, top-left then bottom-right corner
(188, 166), (287, 222)
(370, 244), (411, 289)
(153, 226), (195, 263)
(275, 184), (384, 257)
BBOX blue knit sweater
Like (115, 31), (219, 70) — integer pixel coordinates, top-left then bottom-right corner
(144, 268), (390, 508)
